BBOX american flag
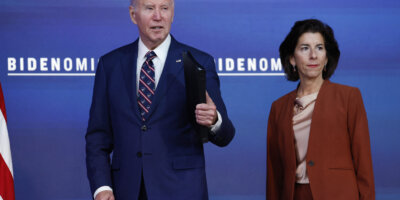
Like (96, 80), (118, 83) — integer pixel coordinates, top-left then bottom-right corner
(0, 83), (15, 200)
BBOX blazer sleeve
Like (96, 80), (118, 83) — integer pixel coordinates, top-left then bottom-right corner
(203, 55), (235, 147)
(266, 102), (282, 200)
(347, 88), (375, 200)
(85, 57), (114, 195)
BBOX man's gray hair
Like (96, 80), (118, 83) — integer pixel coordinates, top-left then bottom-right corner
(130, 0), (174, 6)
(130, 0), (136, 6)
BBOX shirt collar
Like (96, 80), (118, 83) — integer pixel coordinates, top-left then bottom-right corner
(138, 34), (171, 62)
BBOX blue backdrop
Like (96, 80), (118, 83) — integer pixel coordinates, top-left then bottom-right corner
(1, 0), (400, 199)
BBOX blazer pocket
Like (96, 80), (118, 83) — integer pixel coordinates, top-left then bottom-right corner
(172, 155), (205, 170)
(328, 166), (353, 170)
(328, 156), (354, 170)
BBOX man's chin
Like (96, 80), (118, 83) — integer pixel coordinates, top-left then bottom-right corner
(150, 35), (167, 43)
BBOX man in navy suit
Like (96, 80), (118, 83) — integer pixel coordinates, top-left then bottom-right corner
(85, 0), (235, 199)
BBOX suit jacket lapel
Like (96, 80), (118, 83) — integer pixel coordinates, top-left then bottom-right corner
(307, 80), (330, 157)
(120, 40), (142, 121)
(146, 37), (184, 119)
(284, 90), (297, 170)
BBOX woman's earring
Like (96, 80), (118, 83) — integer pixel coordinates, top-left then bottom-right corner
(293, 65), (296, 72)
(324, 64), (327, 71)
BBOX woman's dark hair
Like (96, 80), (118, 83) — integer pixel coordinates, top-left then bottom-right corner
(279, 19), (340, 81)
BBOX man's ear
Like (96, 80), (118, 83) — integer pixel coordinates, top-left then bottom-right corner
(171, 7), (174, 23)
(129, 6), (137, 24)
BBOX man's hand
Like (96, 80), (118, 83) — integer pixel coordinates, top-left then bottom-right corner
(195, 91), (218, 127)
(95, 190), (115, 200)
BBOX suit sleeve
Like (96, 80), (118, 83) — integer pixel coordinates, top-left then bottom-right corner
(347, 88), (375, 200)
(85, 57), (114, 195)
(266, 102), (282, 200)
(203, 55), (235, 147)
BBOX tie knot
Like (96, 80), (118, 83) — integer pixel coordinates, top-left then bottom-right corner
(145, 51), (157, 61)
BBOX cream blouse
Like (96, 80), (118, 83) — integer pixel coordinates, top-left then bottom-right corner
(293, 92), (318, 184)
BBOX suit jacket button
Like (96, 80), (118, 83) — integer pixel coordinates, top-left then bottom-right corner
(141, 125), (147, 132)
(137, 152), (142, 157)
(308, 160), (314, 167)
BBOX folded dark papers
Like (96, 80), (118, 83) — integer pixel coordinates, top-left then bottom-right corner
(182, 51), (209, 143)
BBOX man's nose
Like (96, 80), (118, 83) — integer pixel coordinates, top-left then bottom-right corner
(152, 9), (161, 20)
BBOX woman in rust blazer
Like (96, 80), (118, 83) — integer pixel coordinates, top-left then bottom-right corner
(267, 19), (375, 200)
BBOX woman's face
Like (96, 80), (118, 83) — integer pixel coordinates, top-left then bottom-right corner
(290, 32), (328, 82)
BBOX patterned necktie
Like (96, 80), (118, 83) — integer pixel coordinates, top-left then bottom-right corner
(138, 51), (157, 121)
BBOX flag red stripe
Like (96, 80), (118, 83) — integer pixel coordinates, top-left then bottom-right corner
(0, 82), (14, 200)
(0, 83), (6, 122)
(0, 155), (14, 200)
